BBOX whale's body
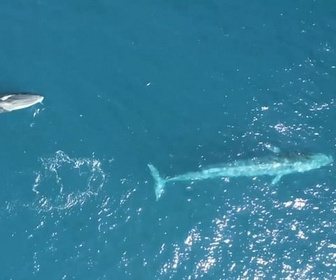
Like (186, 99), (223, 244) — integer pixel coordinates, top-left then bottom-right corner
(0, 93), (44, 113)
(148, 152), (333, 200)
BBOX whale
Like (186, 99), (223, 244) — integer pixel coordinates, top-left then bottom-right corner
(148, 152), (333, 200)
(0, 93), (44, 113)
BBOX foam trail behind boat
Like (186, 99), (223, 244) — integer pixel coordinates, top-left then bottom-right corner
(147, 164), (166, 201)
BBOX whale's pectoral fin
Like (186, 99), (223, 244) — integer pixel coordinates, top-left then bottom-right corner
(265, 143), (281, 154)
(271, 175), (282, 185)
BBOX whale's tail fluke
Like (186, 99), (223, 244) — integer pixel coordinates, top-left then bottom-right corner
(147, 164), (166, 201)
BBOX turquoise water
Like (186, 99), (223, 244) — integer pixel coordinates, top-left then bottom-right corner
(0, 1), (335, 279)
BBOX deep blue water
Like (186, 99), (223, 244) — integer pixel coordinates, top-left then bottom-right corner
(0, 1), (336, 279)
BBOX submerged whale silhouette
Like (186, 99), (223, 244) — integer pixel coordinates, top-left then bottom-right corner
(0, 93), (44, 113)
(148, 152), (333, 200)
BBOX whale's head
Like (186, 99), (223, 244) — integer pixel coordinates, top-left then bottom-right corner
(294, 153), (333, 172)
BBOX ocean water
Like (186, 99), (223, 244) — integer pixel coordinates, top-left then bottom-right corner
(0, 1), (335, 279)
